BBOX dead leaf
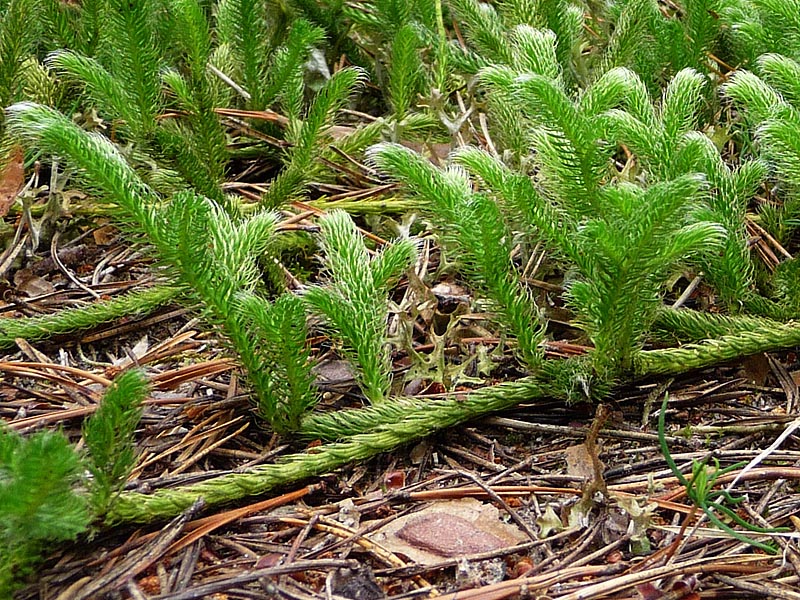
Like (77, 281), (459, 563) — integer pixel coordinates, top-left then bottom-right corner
(383, 470), (406, 489)
(611, 493), (657, 553)
(409, 439), (430, 465)
(312, 359), (356, 386)
(738, 352), (770, 386)
(397, 512), (507, 556)
(13, 270), (56, 297)
(565, 443), (596, 481)
(367, 498), (526, 565)
(329, 565), (385, 600)
(0, 145), (24, 217)
(92, 224), (118, 246)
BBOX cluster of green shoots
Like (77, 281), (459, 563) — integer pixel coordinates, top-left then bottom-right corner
(1, 371), (146, 596)
(3, 0), (800, 589)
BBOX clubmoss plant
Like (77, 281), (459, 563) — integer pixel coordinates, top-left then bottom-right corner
(216, 1), (325, 111)
(0, 0), (44, 116)
(720, 0), (800, 67)
(725, 56), (800, 245)
(0, 370), (150, 594)
(259, 66), (368, 208)
(84, 370), (149, 514)
(448, 0), (583, 85)
(0, 284), (182, 349)
(238, 292), (317, 431)
(368, 144), (546, 371)
(387, 24), (426, 125)
(379, 59), (726, 380)
(599, 66), (768, 312)
(601, 68), (710, 182)
(477, 60), (636, 204)
(304, 210), (416, 404)
(0, 428), (90, 596)
(564, 177), (725, 378)
(5, 102), (309, 433)
(47, 0), (164, 144)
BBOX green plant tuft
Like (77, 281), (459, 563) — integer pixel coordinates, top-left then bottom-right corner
(84, 370), (149, 514)
(304, 210), (416, 404)
(0, 428), (90, 596)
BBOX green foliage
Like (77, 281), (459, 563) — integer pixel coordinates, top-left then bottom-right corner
(6, 102), (317, 433)
(261, 67), (366, 208)
(48, 50), (156, 142)
(597, 0), (724, 90)
(158, 0), (229, 203)
(0, 285), (181, 348)
(600, 67), (766, 311)
(238, 292), (317, 431)
(39, 0), (344, 207)
(84, 370), (148, 513)
(602, 67), (709, 181)
(694, 147), (766, 311)
(479, 62), (633, 210)
(217, 1), (324, 110)
(597, 0), (660, 79)
(8, 0), (800, 545)
(771, 256), (800, 315)
(47, 0), (232, 201)
(95, 0), (164, 139)
(0, 0), (44, 112)
(725, 55), (800, 265)
(388, 24), (425, 124)
(304, 210), (416, 403)
(373, 59), (729, 381)
(497, 0), (584, 79)
(448, 0), (515, 67)
(6, 103), (162, 233)
(0, 428), (90, 596)
(369, 144), (545, 370)
(40, 0), (105, 55)
(566, 178), (724, 377)
(155, 190), (287, 416)
(155, 189), (322, 433)
(721, 0), (800, 66)
(675, 0), (723, 70)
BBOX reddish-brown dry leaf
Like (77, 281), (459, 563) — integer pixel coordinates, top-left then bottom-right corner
(92, 224), (118, 246)
(0, 145), (24, 217)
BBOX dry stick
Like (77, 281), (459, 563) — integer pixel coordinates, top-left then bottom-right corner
(485, 416), (692, 447)
(80, 310), (196, 348)
(551, 556), (771, 600)
(276, 515), (435, 590)
(6, 359), (233, 432)
(165, 484), (320, 557)
(376, 529), (580, 578)
(50, 230), (100, 299)
(403, 485), (693, 514)
(715, 573), (800, 600)
(8, 396), (195, 433)
(278, 516), (409, 568)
